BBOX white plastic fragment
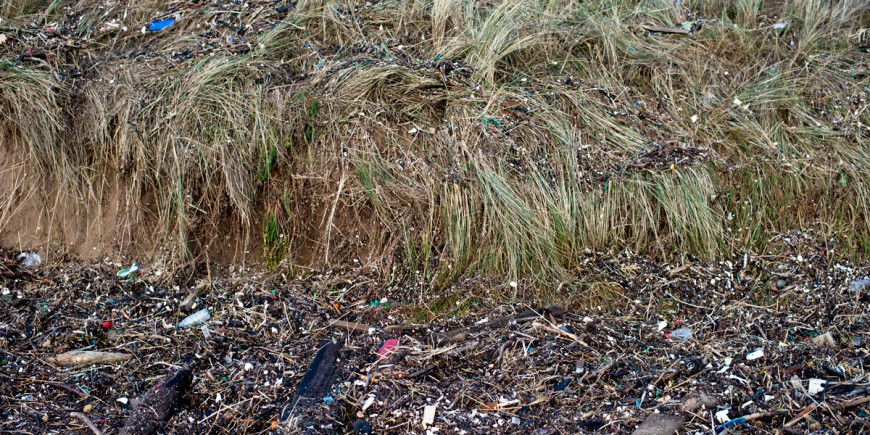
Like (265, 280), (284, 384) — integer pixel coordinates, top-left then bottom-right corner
(244, 362), (253, 371)
(690, 114), (698, 123)
(657, 321), (667, 331)
(746, 348), (764, 361)
(422, 404), (437, 427)
(117, 397), (129, 405)
(715, 409), (730, 423)
(716, 357), (733, 374)
(362, 395), (376, 412)
(808, 379), (826, 395)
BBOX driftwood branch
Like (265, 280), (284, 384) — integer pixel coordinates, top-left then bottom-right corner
(70, 412), (103, 435)
(434, 306), (562, 343)
(47, 350), (133, 367)
(280, 342), (341, 426)
(120, 367), (193, 435)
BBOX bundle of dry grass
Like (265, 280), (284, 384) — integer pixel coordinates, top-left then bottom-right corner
(0, 0), (867, 286)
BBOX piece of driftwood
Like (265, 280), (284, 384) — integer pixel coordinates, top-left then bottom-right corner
(280, 342), (341, 424)
(48, 350), (133, 367)
(179, 280), (209, 311)
(838, 395), (870, 409)
(784, 404), (817, 427)
(641, 25), (691, 35)
(119, 367), (193, 435)
(434, 306), (562, 344)
(329, 319), (372, 333)
(41, 380), (89, 398)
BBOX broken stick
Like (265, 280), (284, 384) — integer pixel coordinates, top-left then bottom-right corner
(328, 319), (373, 333)
(70, 412), (103, 435)
(531, 321), (594, 349)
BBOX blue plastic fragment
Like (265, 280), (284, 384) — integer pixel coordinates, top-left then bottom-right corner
(715, 416), (747, 432)
(149, 18), (175, 32)
(553, 377), (572, 392)
(323, 396), (334, 405)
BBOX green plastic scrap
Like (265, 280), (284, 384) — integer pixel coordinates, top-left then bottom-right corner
(481, 114), (502, 126)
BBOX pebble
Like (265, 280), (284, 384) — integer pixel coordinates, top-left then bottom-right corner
(776, 279), (787, 289)
(83, 404), (93, 413)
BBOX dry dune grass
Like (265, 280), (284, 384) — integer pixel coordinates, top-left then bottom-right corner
(0, 0), (867, 285)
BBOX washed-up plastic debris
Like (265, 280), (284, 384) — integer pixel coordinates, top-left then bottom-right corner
(148, 18), (175, 32)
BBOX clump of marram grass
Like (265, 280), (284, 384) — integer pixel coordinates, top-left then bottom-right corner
(0, 0), (866, 285)
(0, 0), (54, 19)
(0, 65), (81, 197)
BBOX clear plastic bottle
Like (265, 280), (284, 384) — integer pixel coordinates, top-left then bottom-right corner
(177, 309), (210, 328)
(16, 252), (41, 268)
